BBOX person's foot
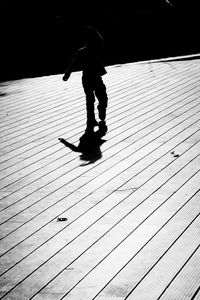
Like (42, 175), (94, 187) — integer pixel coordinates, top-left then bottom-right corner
(99, 120), (108, 135)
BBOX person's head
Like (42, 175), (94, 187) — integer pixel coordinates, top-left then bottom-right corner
(83, 26), (104, 49)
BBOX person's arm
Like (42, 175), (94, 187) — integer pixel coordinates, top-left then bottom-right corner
(62, 48), (84, 81)
(62, 70), (71, 81)
(62, 53), (77, 81)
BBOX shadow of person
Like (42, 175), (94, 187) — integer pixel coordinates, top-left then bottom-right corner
(58, 123), (108, 166)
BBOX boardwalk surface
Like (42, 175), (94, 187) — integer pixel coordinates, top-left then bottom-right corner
(0, 56), (200, 300)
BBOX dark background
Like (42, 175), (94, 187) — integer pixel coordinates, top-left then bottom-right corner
(1, 0), (199, 81)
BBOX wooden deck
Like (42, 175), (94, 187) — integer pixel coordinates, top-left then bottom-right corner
(0, 55), (200, 300)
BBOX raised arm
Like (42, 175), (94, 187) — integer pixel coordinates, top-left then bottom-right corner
(62, 52), (77, 81)
(62, 48), (84, 81)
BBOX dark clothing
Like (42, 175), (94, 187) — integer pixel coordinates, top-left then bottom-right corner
(79, 47), (107, 78)
(82, 75), (108, 122)
(64, 41), (108, 124)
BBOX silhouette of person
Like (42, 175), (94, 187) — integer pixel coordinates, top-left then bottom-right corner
(62, 26), (108, 132)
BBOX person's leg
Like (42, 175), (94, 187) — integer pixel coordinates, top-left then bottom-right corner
(95, 77), (108, 122)
(94, 77), (108, 134)
(82, 77), (98, 126)
(86, 91), (97, 124)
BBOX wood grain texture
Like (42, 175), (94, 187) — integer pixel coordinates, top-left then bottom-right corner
(0, 56), (200, 300)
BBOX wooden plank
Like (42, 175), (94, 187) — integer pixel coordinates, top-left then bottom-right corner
(0, 69), (198, 184)
(1, 138), (200, 298)
(31, 169), (200, 299)
(1, 118), (200, 266)
(0, 57), (200, 300)
(0, 61), (198, 161)
(157, 245), (200, 299)
(0, 105), (199, 241)
(1, 81), (199, 210)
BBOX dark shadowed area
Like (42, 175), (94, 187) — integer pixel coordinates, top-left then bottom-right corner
(1, 0), (199, 80)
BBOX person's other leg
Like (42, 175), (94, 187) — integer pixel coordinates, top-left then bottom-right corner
(82, 77), (98, 126)
(95, 77), (108, 122)
(95, 77), (108, 133)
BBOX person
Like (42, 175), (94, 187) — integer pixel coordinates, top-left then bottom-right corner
(63, 26), (108, 131)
